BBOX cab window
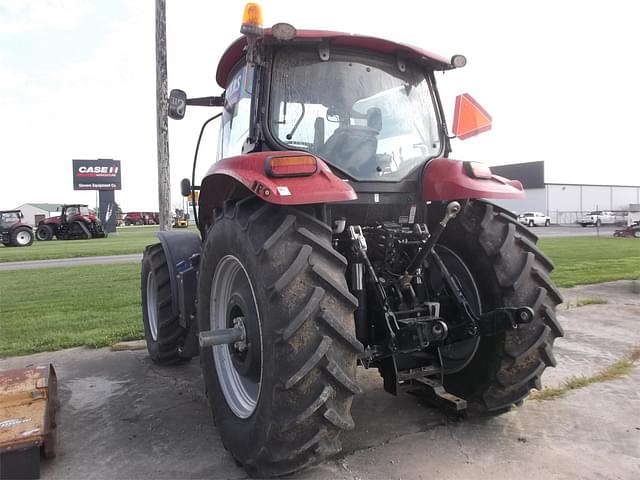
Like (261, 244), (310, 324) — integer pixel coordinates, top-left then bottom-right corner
(218, 63), (255, 159)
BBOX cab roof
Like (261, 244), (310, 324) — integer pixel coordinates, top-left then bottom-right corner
(216, 29), (455, 88)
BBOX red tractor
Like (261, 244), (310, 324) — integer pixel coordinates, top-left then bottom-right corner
(141, 5), (563, 477)
(123, 212), (159, 226)
(36, 204), (107, 241)
(0, 210), (34, 247)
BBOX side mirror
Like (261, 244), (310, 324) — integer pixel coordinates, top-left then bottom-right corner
(168, 89), (187, 120)
(452, 93), (492, 140)
(180, 178), (191, 197)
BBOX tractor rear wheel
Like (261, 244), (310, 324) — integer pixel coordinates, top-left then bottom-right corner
(141, 243), (188, 364)
(36, 224), (54, 241)
(198, 198), (361, 478)
(439, 200), (564, 412)
(12, 227), (33, 247)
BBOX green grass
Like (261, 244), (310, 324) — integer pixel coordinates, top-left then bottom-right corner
(0, 226), (192, 263)
(0, 234), (638, 358)
(539, 237), (640, 288)
(575, 297), (608, 307)
(531, 347), (640, 400)
(0, 263), (143, 357)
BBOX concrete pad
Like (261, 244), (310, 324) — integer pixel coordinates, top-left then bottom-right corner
(1, 281), (639, 479)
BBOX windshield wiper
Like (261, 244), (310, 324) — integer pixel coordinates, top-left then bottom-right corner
(286, 103), (305, 140)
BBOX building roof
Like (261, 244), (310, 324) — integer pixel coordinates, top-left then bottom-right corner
(491, 161), (545, 189)
(21, 203), (64, 212)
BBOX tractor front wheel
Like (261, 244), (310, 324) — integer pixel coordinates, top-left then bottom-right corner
(141, 244), (189, 364)
(36, 224), (54, 241)
(439, 200), (564, 412)
(198, 198), (361, 477)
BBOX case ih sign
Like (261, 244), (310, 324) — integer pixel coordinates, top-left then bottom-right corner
(72, 159), (121, 190)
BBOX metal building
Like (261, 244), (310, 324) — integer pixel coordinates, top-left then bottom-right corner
(491, 161), (640, 224)
(13, 203), (63, 227)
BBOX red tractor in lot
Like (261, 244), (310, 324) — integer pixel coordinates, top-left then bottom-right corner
(123, 212), (159, 226)
(141, 5), (563, 477)
(0, 210), (34, 247)
(36, 204), (107, 241)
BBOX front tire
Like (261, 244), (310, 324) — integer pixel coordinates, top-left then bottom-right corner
(36, 224), (54, 241)
(440, 200), (564, 412)
(141, 243), (188, 364)
(198, 198), (361, 477)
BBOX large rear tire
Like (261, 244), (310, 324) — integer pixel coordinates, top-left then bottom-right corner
(198, 198), (361, 477)
(141, 243), (189, 364)
(11, 227), (33, 247)
(439, 200), (564, 412)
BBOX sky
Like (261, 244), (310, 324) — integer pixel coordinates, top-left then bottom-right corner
(1, 0), (639, 211)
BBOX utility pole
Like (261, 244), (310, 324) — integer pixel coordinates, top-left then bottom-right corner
(155, 0), (171, 231)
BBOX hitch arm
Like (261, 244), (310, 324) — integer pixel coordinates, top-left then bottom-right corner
(431, 250), (534, 337)
(405, 201), (461, 275)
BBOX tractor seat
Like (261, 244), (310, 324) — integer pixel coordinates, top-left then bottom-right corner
(317, 107), (382, 175)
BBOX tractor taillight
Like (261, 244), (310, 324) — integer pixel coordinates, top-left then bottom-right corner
(463, 161), (492, 179)
(241, 2), (263, 35)
(266, 155), (318, 177)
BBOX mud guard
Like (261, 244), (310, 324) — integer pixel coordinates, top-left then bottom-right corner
(156, 230), (202, 318)
(423, 158), (525, 201)
(198, 151), (357, 212)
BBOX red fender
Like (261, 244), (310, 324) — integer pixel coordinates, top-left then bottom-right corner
(199, 151), (357, 210)
(423, 158), (525, 201)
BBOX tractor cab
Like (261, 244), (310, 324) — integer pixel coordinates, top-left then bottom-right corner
(60, 204), (90, 221)
(170, 15), (519, 231)
(0, 210), (23, 229)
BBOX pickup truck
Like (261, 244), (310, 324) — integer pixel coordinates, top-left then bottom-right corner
(578, 211), (616, 227)
(517, 212), (551, 227)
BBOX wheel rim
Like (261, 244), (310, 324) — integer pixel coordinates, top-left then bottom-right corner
(16, 231), (31, 245)
(210, 255), (262, 419)
(146, 271), (159, 341)
(634, 231), (640, 238)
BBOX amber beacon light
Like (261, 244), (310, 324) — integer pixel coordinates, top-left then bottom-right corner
(241, 3), (264, 35)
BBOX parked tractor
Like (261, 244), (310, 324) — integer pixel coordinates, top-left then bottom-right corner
(0, 210), (34, 247)
(36, 204), (107, 241)
(141, 5), (563, 477)
(124, 212), (159, 226)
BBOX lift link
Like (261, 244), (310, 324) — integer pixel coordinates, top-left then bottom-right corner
(349, 225), (399, 349)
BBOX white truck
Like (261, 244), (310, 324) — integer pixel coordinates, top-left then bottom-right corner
(578, 210), (616, 227)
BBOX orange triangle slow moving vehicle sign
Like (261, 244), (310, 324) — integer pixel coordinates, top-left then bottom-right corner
(452, 93), (492, 140)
